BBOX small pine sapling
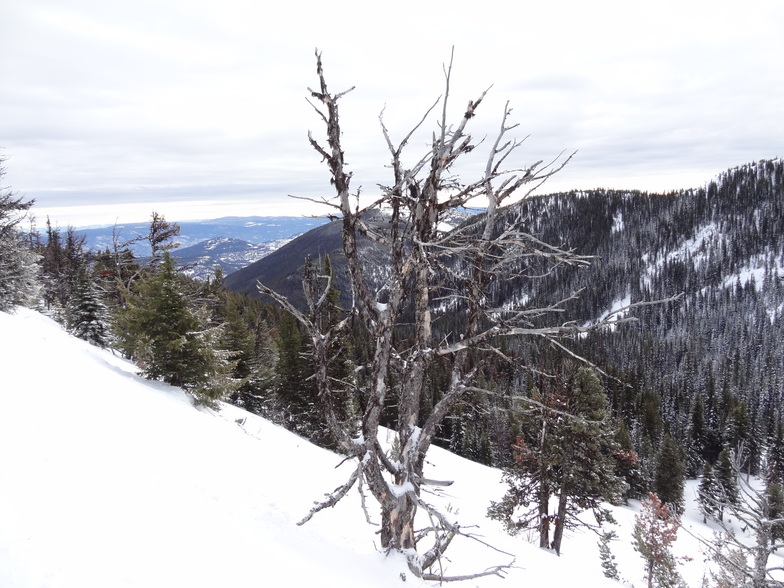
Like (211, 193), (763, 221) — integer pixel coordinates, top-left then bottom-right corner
(598, 530), (620, 580)
(632, 492), (685, 588)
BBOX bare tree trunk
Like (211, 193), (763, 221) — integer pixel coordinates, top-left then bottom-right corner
(381, 491), (417, 552)
(538, 495), (551, 550)
(552, 488), (569, 555)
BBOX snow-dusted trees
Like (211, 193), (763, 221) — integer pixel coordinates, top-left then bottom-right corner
(654, 434), (686, 514)
(115, 252), (237, 408)
(698, 463), (721, 523)
(0, 158), (39, 311)
(487, 367), (629, 555)
(66, 261), (110, 347)
(0, 227), (39, 312)
(39, 220), (86, 314)
(258, 50), (662, 579)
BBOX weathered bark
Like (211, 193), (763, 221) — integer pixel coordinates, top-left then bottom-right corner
(538, 496), (550, 550)
(381, 492), (417, 552)
(552, 488), (569, 555)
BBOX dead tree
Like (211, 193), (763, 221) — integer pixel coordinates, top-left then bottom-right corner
(699, 459), (784, 588)
(258, 49), (667, 580)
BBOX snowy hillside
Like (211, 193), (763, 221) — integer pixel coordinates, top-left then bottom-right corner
(0, 308), (778, 587)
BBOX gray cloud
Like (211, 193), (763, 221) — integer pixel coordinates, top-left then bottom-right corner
(2, 0), (782, 227)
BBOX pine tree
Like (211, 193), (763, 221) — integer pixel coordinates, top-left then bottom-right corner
(654, 434), (685, 514)
(766, 481), (784, 543)
(0, 231), (40, 312)
(489, 368), (628, 555)
(615, 419), (643, 500)
(766, 422), (784, 486)
(115, 252), (235, 407)
(687, 393), (707, 476)
(273, 311), (318, 436)
(67, 262), (110, 347)
(632, 492), (684, 588)
(0, 158), (38, 311)
(39, 221), (86, 314)
(697, 462), (720, 523)
(715, 446), (740, 520)
(598, 530), (620, 581)
(205, 282), (278, 415)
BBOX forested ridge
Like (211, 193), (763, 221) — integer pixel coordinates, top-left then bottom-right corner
(507, 159), (784, 479)
(429, 159), (784, 500)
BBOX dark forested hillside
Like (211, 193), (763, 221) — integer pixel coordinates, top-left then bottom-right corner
(223, 158), (783, 478)
(223, 210), (395, 309)
(484, 158), (783, 478)
(574, 159), (783, 476)
(223, 217), (350, 309)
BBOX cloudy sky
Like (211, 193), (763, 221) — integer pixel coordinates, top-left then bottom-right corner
(2, 0), (782, 228)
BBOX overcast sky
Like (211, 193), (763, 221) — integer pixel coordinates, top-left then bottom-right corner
(2, 0), (782, 228)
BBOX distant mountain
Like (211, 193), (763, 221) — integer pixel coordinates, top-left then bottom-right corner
(74, 216), (330, 256)
(69, 215), (330, 280)
(223, 215), (378, 308)
(223, 208), (475, 307)
(174, 237), (294, 281)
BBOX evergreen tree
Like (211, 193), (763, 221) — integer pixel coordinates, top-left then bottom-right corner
(654, 434), (685, 514)
(66, 262), (110, 347)
(0, 230), (40, 312)
(598, 530), (620, 581)
(0, 158), (38, 311)
(115, 252), (236, 407)
(615, 420), (644, 500)
(766, 422), (784, 486)
(766, 481), (784, 544)
(715, 446), (740, 521)
(687, 393), (707, 476)
(39, 221), (86, 314)
(40, 217), (65, 311)
(697, 462), (720, 523)
(211, 283), (278, 415)
(489, 368), (628, 555)
(273, 311), (318, 436)
(632, 493), (684, 588)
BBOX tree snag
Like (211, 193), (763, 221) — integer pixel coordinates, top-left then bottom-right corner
(258, 48), (671, 580)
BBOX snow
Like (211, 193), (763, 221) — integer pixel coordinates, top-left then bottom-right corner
(612, 211), (624, 233)
(1, 307), (781, 587)
(666, 222), (720, 266)
(582, 293), (631, 334)
(721, 253), (783, 293)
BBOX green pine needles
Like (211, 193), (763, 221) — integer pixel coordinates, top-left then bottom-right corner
(115, 252), (238, 408)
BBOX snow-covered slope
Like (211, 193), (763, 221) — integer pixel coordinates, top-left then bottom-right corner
(0, 308), (776, 587)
